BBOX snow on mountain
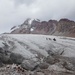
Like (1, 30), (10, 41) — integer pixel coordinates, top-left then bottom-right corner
(10, 18), (40, 34)
(28, 19), (34, 25)
(0, 34), (75, 59)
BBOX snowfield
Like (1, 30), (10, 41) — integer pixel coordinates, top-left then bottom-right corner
(0, 34), (75, 59)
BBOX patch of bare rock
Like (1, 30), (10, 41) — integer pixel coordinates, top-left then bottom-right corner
(0, 44), (75, 75)
(0, 54), (75, 75)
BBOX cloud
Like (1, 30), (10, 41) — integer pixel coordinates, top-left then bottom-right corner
(11, 0), (35, 6)
(0, 0), (75, 33)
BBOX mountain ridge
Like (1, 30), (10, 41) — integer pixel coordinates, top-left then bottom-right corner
(10, 18), (75, 37)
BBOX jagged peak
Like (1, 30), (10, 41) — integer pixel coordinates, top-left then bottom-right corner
(23, 18), (40, 25)
(10, 18), (40, 32)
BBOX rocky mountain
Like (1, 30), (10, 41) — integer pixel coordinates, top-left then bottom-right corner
(10, 18), (75, 37)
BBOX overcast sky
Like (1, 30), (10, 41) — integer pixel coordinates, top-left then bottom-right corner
(0, 0), (75, 33)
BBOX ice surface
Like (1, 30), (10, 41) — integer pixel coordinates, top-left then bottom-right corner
(0, 34), (75, 59)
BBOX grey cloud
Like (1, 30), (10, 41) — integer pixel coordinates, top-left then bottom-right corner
(12, 0), (35, 5)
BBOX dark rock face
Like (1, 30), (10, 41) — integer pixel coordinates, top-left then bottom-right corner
(44, 56), (55, 65)
(21, 60), (39, 71)
(0, 47), (4, 53)
(10, 18), (75, 37)
(0, 47), (10, 64)
(10, 53), (24, 64)
(0, 54), (10, 64)
(38, 62), (49, 69)
(0, 60), (4, 67)
(0, 45), (24, 66)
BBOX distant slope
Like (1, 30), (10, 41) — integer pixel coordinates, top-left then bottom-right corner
(10, 18), (75, 37)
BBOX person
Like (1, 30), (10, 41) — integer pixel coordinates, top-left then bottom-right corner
(49, 38), (51, 40)
(46, 38), (48, 40)
(53, 38), (56, 41)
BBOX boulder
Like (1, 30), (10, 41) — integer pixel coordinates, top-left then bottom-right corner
(21, 59), (39, 71)
(44, 56), (55, 64)
(39, 62), (49, 69)
(0, 60), (4, 67)
(10, 53), (24, 64)
(0, 47), (4, 53)
(0, 52), (11, 64)
(62, 61), (75, 71)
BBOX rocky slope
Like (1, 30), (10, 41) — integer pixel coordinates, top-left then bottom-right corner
(0, 34), (75, 75)
(10, 18), (75, 37)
